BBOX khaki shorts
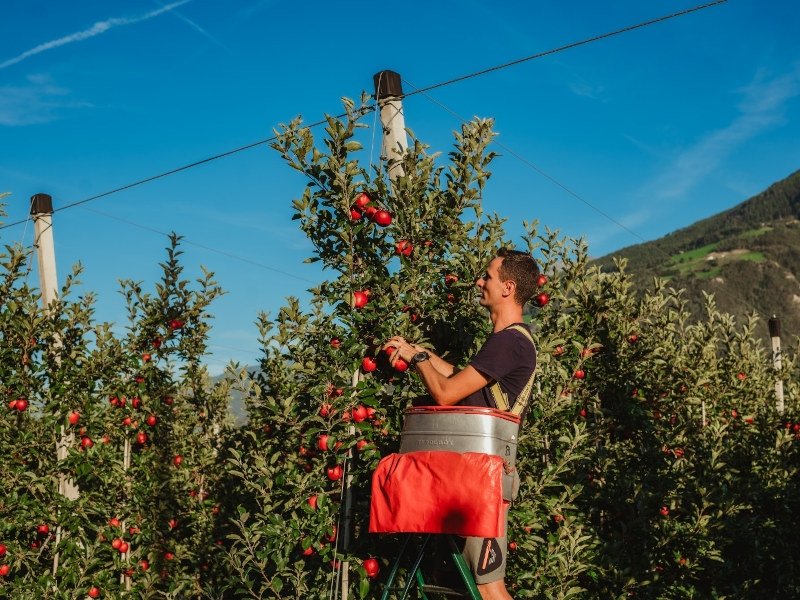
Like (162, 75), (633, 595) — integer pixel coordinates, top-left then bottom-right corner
(460, 469), (519, 584)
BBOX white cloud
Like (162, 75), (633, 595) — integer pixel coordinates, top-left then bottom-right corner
(570, 77), (606, 101)
(0, 1), (193, 70)
(654, 65), (800, 200)
(0, 74), (90, 126)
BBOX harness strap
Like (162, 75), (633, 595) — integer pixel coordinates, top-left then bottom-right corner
(489, 324), (536, 416)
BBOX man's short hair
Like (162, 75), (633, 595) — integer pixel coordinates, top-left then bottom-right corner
(497, 248), (540, 306)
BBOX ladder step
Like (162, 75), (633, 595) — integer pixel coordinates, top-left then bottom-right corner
(420, 583), (470, 597)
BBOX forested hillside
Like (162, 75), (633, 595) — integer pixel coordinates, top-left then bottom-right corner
(595, 169), (800, 342)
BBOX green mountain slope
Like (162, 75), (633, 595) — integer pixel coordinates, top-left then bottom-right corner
(595, 169), (800, 341)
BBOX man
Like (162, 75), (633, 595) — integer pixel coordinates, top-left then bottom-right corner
(384, 248), (540, 600)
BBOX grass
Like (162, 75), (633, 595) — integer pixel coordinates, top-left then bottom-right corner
(741, 226), (772, 238)
(668, 245), (765, 279)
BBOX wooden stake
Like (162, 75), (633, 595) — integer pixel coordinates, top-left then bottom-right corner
(373, 70), (408, 184)
(31, 194), (79, 581)
(768, 316), (785, 415)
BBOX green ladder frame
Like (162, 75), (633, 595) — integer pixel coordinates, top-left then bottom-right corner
(380, 534), (481, 600)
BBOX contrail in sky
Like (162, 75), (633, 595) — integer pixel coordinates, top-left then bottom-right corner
(0, 0), (192, 70)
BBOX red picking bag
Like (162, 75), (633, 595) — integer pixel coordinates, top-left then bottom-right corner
(369, 451), (505, 538)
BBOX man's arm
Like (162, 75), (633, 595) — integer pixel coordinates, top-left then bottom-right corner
(383, 337), (490, 406)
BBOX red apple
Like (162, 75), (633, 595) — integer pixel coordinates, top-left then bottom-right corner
(373, 210), (392, 226)
(445, 274), (458, 286)
(142, 353), (151, 363)
(14, 398), (28, 412)
(163, 396), (174, 405)
(146, 415), (157, 427)
(37, 524), (49, 536)
(131, 396), (141, 409)
(330, 338), (341, 349)
(173, 455), (183, 467)
(68, 411), (80, 425)
(627, 334), (638, 344)
(508, 541), (518, 551)
(326, 465), (343, 481)
(307, 495), (318, 510)
(164, 552), (174, 561)
(317, 434), (330, 452)
(152, 337), (162, 349)
(109, 517), (121, 528)
(356, 440), (368, 451)
(0, 564), (10, 577)
(354, 192), (371, 209)
(352, 405), (369, 423)
(111, 538), (123, 550)
(534, 293), (549, 307)
(573, 369), (586, 380)
(80, 436), (94, 449)
(326, 526), (337, 543)
(88, 586), (101, 598)
(353, 291), (369, 309)
(395, 240), (413, 257)
(363, 557), (380, 578)
(659, 506), (669, 517)
(553, 345), (565, 356)
(168, 518), (178, 530)
(136, 432), (147, 445)
(0, 543), (6, 556)
(536, 274), (548, 287)
(349, 208), (362, 221)
(139, 559), (149, 571)
(736, 372), (746, 381)
(122, 416), (132, 427)
(319, 403), (332, 418)
(394, 358), (409, 372)
(361, 357), (377, 373)
(364, 205), (378, 219)
(168, 319), (184, 330)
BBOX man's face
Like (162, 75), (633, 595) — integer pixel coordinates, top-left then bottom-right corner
(475, 257), (507, 307)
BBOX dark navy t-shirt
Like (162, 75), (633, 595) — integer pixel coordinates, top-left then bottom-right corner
(460, 324), (536, 410)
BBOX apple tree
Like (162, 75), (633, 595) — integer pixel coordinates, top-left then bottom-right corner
(217, 98), (596, 598)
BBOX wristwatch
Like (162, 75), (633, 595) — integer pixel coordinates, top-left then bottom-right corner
(410, 351), (430, 368)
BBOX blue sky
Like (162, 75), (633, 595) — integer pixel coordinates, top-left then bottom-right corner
(1, 0), (798, 373)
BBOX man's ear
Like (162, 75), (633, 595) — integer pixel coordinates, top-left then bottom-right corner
(502, 279), (516, 298)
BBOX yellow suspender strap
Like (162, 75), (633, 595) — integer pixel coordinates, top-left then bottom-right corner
(489, 325), (536, 416)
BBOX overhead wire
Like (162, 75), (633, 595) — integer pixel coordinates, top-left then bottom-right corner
(0, 108), (374, 231)
(403, 0), (728, 99)
(0, 0), (726, 235)
(0, 0), (727, 276)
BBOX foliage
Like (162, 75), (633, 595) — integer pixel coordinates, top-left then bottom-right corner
(1, 119), (800, 599)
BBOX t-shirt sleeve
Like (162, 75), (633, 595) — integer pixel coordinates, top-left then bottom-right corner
(469, 329), (532, 382)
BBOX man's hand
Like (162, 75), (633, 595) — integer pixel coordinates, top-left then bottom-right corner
(383, 336), (424, 366)
(382, 336), (490, 406)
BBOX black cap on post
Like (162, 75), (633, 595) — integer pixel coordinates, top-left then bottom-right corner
(30, 193), (53, 215)
(373, 70), (403, 100)
(768, 315), (781, 338)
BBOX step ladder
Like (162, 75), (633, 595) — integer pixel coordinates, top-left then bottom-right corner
(380, 534), (481, 600)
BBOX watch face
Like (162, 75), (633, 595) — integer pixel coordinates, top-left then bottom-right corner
(413, 352), (429, 364)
